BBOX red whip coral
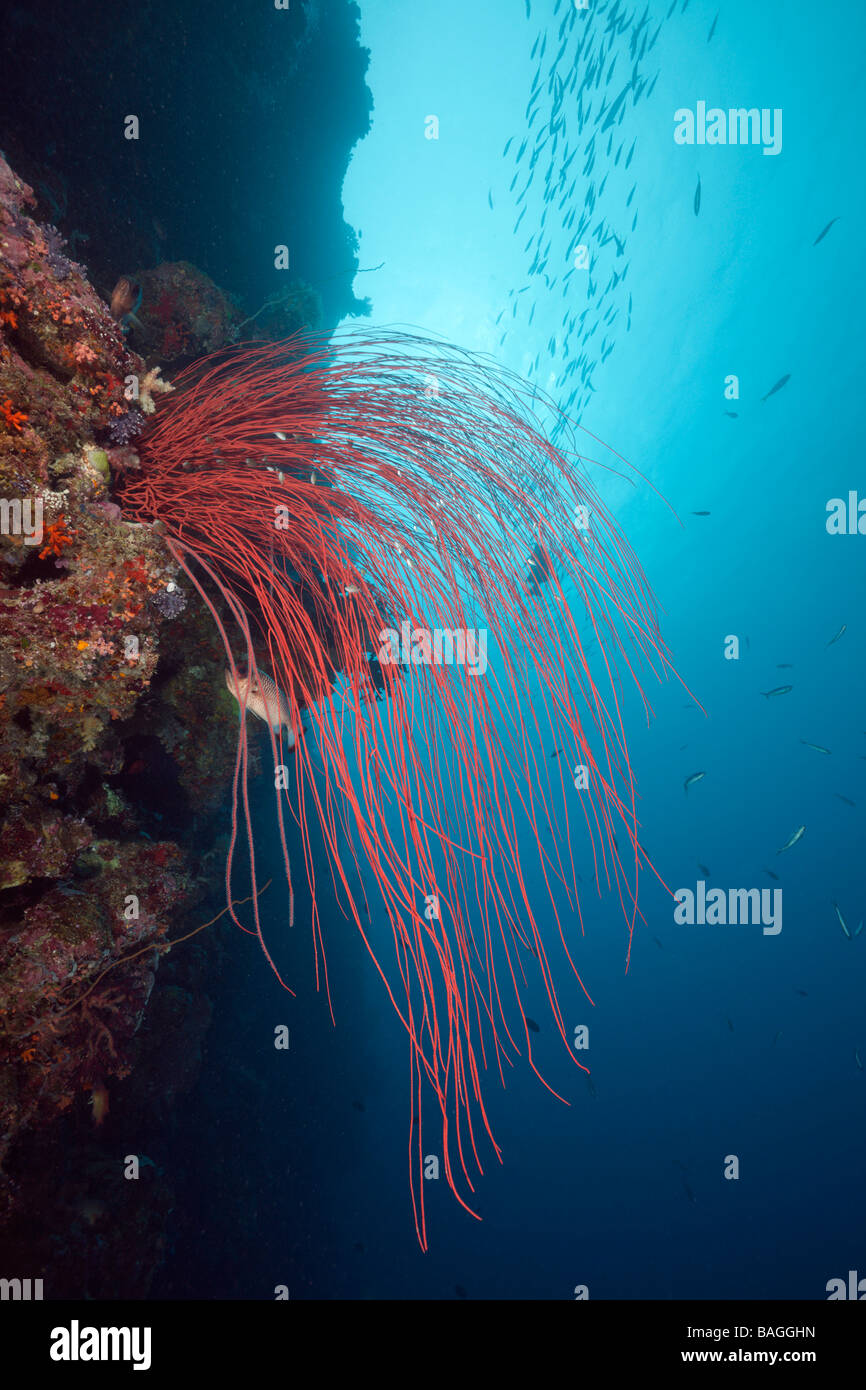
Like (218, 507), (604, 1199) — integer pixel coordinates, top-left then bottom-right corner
(121, 327), (676, 1248)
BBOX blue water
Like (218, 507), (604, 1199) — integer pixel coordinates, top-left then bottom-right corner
(156, 0), (865, 1300)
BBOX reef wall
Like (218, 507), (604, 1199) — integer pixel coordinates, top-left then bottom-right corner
(0, 0), (373, 1294)
(0, 151), (245, 1285)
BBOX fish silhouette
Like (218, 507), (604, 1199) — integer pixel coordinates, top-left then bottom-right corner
(813, 217), (839, 246)
(761, 374), (791, 402)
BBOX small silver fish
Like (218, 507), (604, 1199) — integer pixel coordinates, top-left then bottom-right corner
(776, 824), (805, 854)
(274, 431), (287, 441)
(826, 624), (847, 647)
(833, 901), (852, 939)
(761, 373), (791, 402)
(225, 668), (295, 746)
(800, 740), (831, 755)
(684, 771), (706, 795)
(856, 1049), (863, 1071)
(761, 685), (793, 698)
(813, 217), (839, 246)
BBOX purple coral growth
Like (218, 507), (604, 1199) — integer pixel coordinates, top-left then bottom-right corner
(43, 224), (75, 280)
(151, 583), (187, 619)
(105, 410), (145, 446)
